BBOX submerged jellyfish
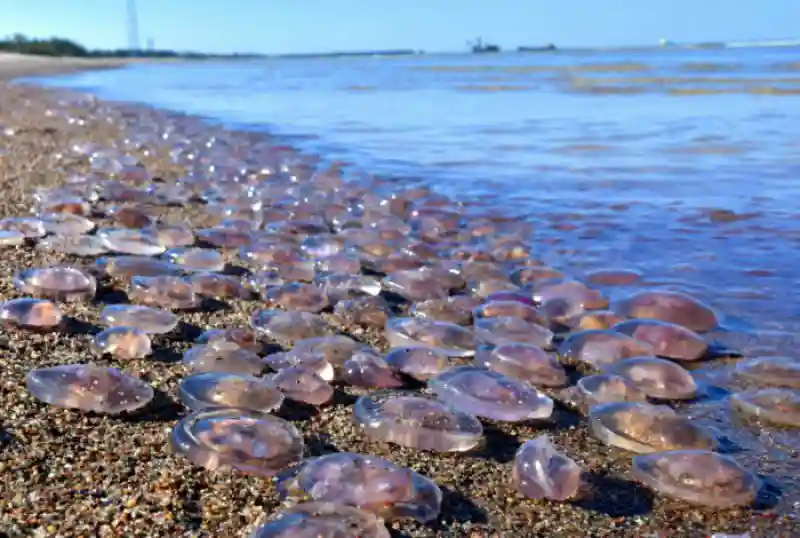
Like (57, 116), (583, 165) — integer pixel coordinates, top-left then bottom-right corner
(385, 317), (476, 357)
(250, 502), (390, 538)
(385, 347), (450, 381)
(183, 342), (267, 376)
(0, 298), (62, 331)
(513, 435), (582, 501)
(602, 357), (698, 400)
(92, 326), (152, 359)
(734, 356), (800, 388)
(100, 304), (179, 334)
(589, 401), (716, 453)
(612, 319), (708, 361)
(170, 408), (303, 476)
(730, 388), (800, 427)
(353, 390), (483, 452)
(614, 290), (719, 332)
(27, 364), (154, 413)
(475, 343), (567, 387)
(557, 330), (655, 368)
(179, 372), (284, 413)
(576, 310), (627, 331)
(276, 452), (442, 522)
(633, 450), (760, 507)
(429, 366), (554, 422)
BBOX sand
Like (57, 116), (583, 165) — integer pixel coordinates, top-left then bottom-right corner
(0, 53), (133, 80)
(0, 59), (797, 537)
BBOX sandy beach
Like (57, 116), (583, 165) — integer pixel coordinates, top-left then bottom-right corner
(0, 56), (798, 538)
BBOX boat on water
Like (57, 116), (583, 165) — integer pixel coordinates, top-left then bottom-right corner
(468, 38), (501, 53)
(517, 43), (557, 52)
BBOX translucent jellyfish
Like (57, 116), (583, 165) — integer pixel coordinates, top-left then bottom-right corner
(586, 268), (643, 286)
(534, 278), (609, 310)
(289, 335), (367, 368)
(333, 296), (391, 329)
(603, 357), (697, 400)
(276, 452), (442, 522)
(98, 255), (184, 279)
(612, 319), (708, 361)
(0, 230), (28, 247)
(614, 290), (719, 332)
(183, 342), (267, 376)
(265, 351), (335, 382)
(429, 366), (554, 422)
(564, 374), (648, 412)
(179, 372), (284, 413)
(385, 317), (476, 357)
(730, 388), (800, 427)
(557, 330), (656, 368)
(734, 356), (800, 388)
(100, 304), (179, 334)
(142, 223), (196, 247)
(473, 300), (542, 325)
(633, 450), (760, 507)
(164, 247), (225, 272)
(411, 295), (479, 326)
(130, 275), (199, 310)
(382, 268), (452, 302)
(473, 316), (554, 348)
(40, 213), (95, 236)
(577, 310), (627, 331)
(385, 347), (450, 381)
(319, 272), (381, 303)
(190, 272), (252, 299)
(268, 282), (328, 312)
(13, 266), (96, 302)
(272, 366), (334, 405)
(92, 327), (152, 359)
(196, 327), (264, 354)
(589, 402), (717, 453)
(0, 217), (45, 238)
(251, 310), (331, 343)
(106, 205), (154, 228)
(250, 502), (390, 538)
(353, 390), (483, 452)
(97, 228), (165, 255)
(476, 343), (565, 386)
(170, 408), (303, 476)
(196, 227), (253, 248)
(27, 364), (154, 413)
(0, 298), (63, 331)
(343, 349), (404, 389)
(513, 435), (582, 501)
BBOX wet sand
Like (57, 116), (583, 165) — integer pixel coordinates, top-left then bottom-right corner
(0, 53), (133, 80)
(0, 74), (799, 537)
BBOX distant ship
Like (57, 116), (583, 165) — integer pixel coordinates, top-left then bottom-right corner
(517, 43), (557, 52)
(468, 37), (501, 53)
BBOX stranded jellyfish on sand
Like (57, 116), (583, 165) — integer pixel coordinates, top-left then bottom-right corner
(27, 364), (154, 414)
(92, 326), (152, 359)
(475, 343), (567, 387)
(513, 435), (582, 501)
(429, 366), (554, 422)
(276, 452), (442, 522)
(13, 266), (96, 302)
(612, 319), (708, 361)
(353, 390), (483, 452)
(633, 450), (760, 507)
(385, 346), (450, 381)
(272, 366), (335, 405)
(590, 401), (716, 453)
(557, 329), (655, 368)
(182, 342), (267, 376)
(250, 502), (390, 538)
(100, 304), (179, 334)
(251, 309), (331, 343)
(0, 298), (63, 331)
(562, 374), (648, 413)
(385, 317), (476, 357)
(602, 357), (698, 400)
(179, 372), (284, 413)
(170, 408), (303, 476)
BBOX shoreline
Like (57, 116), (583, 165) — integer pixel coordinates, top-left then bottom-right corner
(0, 53), (138, 80)
(0, 71), (798, 537)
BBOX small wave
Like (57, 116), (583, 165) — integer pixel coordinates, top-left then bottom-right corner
(454, 84), (535, 92)
(412, 62), (651, 74)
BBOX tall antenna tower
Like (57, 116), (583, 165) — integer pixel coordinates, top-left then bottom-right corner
(126, 0), (140, 50)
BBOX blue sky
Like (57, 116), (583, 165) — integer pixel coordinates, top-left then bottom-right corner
(0, 0), (796, 54)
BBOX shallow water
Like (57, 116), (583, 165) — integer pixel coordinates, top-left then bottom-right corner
(26, 47), (800, 513)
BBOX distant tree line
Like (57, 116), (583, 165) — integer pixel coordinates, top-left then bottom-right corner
(0, 34), (264, 59)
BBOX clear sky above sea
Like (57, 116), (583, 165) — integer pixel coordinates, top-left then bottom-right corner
(0, 0), (797, 54)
